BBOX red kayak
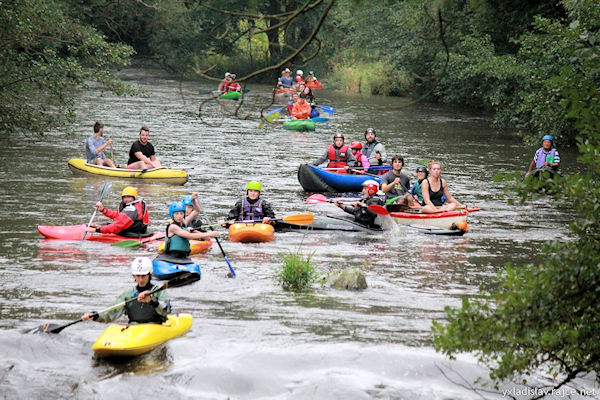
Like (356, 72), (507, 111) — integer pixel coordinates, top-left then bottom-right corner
(37, 224), (164, 244)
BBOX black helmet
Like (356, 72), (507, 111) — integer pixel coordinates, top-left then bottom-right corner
(333, 133), (344, 140)
(416, 166), (429, 177)
(364, 127), (376, 138)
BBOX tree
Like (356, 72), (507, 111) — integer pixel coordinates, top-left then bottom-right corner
(432, 2), (600, 397)
(0, 0), (136, 134)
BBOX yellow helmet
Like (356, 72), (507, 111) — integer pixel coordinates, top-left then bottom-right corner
(121, 186), (137, 199)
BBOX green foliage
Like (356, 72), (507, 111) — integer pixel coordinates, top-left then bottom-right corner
(278, 252), (317, 292)
(433, 1), (600, 389)
(0, 0), (136, 134)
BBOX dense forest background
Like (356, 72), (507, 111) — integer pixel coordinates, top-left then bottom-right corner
(2, 0), (599, 396)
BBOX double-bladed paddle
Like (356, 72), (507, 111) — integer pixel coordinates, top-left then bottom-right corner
(227, 213), (314, 226)
(110, 232), (166, 249)
(81, 182), (113, 242)
(367, 204), (481, 215)
(305, 194), (356, 205)
(316, 105), (335, 114)
(30, 272), (200, 334)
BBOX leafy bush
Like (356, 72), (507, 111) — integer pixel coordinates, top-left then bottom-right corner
(278, 252), (316, 292)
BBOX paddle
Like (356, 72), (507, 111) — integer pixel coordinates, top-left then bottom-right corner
(265, 107), (283, 123)
(199, 209), (237, 278)
(367, 204), (481, 215)
(110, 232), (166, 248)
(226, 213), (314, 226)
(311, 117), (328, 123)
(305, 194), (354, 205)
(316, 105), (335, 114)
(81, 182), (113, 242)
(30, 272), (200, 334)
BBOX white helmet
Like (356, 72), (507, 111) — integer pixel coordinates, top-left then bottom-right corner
(296, 69), (303, 76)
(131, 257), (153, 275)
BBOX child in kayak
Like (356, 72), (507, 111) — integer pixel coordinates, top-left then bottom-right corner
(164, 196), (217, 259)
(333, 180), (384, 228)
(225, 181), (276, 224)
(409, 166), (429, 205)
(81, 257), (171, 324)
(85, 186), (149, 237)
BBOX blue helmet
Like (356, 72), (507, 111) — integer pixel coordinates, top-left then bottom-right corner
(182, 195), (193, 206)
(541, 135), (554, 143)
(168, 201), (186, 219)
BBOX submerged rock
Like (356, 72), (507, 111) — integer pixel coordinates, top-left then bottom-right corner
(325, 268), (367, 290)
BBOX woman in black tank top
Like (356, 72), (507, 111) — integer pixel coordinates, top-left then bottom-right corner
(420, 160), (464, 213)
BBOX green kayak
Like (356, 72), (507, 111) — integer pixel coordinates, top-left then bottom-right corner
(219, 91), (242, 100)
(283, 119), (316, 131)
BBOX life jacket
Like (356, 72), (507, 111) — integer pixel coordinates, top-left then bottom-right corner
(165, 222), (191, 257)
(124, 284), (167, 324)
(239, 197), (264, 221)
(427, 178), (446, 206)
(534, 148), (558, 169)
(327, 144), (350, 172)
(118, 200), (148, 235)
(354, 150), (365, 167)
(227, 82), (241, 93)
(355, 195), (384, 227)
(364, 140), (380, 159)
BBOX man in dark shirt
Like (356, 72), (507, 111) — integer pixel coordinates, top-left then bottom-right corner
(127, 126), (161, 169)
(380, 154), (413, 206)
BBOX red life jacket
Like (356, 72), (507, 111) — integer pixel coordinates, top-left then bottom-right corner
(227, 82), (241, 93)
(327, 144), (350, 173)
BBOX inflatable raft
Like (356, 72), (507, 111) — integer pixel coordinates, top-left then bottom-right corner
(68, 158), (188, 185)
(297, 164), (390, 192)
(91, 313), (193, 357)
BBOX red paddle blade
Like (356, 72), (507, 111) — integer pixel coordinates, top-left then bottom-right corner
(466, 207), (481, 212)
(306, 194), (328, 204)
(367, 204), (389, 215)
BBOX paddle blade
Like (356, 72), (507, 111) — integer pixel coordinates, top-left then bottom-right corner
(98, 182), (113, 201)
(466, 207), (481, 212)
(311, 117), (328, 123)
(164, 272), (200, 289)
(367, 204), (389, 215)
(281, 213), (314, 225)
(306, 194), (328, 204)
(319, 105), (335, 114)
(110, 239), (142, 248)
(265, 112), (280, 123)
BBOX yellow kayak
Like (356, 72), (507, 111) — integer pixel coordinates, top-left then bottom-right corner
(68, 158), (188, 185)
(91, 313), (193, 357)
(157, 239), (213, 255)
(229, 222), (274, 243)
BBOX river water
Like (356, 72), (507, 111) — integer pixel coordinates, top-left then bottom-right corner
(0, 68), (593, 399)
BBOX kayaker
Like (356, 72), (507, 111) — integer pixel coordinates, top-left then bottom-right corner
(312, 133), (356, 174)
(363, 128), (387, 167)
(277, 68), (294, 89)
(225, 73), (242, 93)
(217, 72), (231, 92)
(81, 257), (171, 324)
(225, 181), (276, 224)
(301, 85), (315, 104)
(409, 166), (429, 205)
(164, 200), (217, 259)
(349, 141), (370, 173)
(84, 186), (150, 236)
(305, 71), (319, 86)
(524, 134), (561, 177)
(333, 180), (384, 228)
(127, 126), (162, 169)
(287, 92), (299, 116)
(420, 160), (464, 213)
(295, 69), (304, 83)
(291, 93), (312, 120)
(86, 121), (116, 167)
(380, 155), (415, 207)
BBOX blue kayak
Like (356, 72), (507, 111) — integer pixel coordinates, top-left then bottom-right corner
(297, 164), (391, 192)
(152, 256), (201, 280)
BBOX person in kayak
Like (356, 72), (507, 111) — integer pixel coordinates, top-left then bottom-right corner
(333, 180), (384, 228)
(380, 155), (416, 207)
(217, 72), (231, 92)
(81, 257), (171, 324)
(312, 133), (356, 174)
(409, 166), (429, 205)
(420, 160), (464, 213)
(287, 92), (299, 116)
(524, 134), (561, 177)
(363, 128), (387, 168)
(291, 93), (312, 120)
(295, 69), (304, 83)
(84, 186), (150, 236)
(225, 181), (276, 224)
(225, 73), (242, 93)
(277, 68), (294, 89)
(86, 121), (116, 167)
(127, 126), (161, 169)
(164, 199), (217, 259)
(305, 71), (320, 86)
(349, 141), (370, 173)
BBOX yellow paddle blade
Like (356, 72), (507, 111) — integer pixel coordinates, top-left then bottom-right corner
(281, 213), (314, 225)
(265, 112), (280, 123)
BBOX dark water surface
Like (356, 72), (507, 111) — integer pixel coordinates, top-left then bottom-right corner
(0, 69), (591, 399)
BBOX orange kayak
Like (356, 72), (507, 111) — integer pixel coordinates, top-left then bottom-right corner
(157, 239), (213, 255)
(228, 223), (274, 243)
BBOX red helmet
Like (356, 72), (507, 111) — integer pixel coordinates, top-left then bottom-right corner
(350, 141), (362, 150)
(362, 179), (379, 196)
(295, 76), (303, 82)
